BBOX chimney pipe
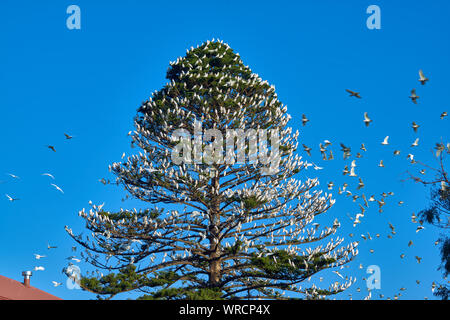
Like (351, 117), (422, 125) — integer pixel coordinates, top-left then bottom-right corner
(22, 271), (32, 287)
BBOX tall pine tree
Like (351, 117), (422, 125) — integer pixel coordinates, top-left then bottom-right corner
(66, 39), (358, 300)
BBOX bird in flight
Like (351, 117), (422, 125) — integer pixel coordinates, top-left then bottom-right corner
(342, 165), (350, 176)
(34, 266), (45, 271)
(441, 111), (448, 119)
(319, 143), (327, 159)
(7, 173), (20, 179)
(346, 89), (361, 99)
(52, 281), (62, 287)
(357, 178), (365, 190)
(99, 178), (109, 185)
(411, 138), (419, 147)
(381, 136), (389, 145)
(34, 254), (46, 260)
(431, 282), (437, 293)
(302, 114), (309, 126)
(302, 144), (312, 157)
(412, 122), (420, 133)
(435, 143), (445, 157)
(67, 256), (81, 263)
(327, 150), (334, 160)
(312, 163), (323, 170)
(47, 243), (58, 250)
(340, 143), (351, 159)
(409, 89), (419, 104)
(361, 194), (369, 207)
(5, 194), (20, 202)
(47, 145), (56, 152)
(51, 184), (64, 194)
(332, 270), (344, 279)
(41, 173), (55, 180)
(388, 222), (396, 234)
(363, 112), (372, 127)
(327, 181), (334, 190)
(418, 70), (429, 85)
(64, 133), (73, 140)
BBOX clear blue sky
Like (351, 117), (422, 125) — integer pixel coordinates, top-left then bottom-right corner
(0, 0), (449, 300)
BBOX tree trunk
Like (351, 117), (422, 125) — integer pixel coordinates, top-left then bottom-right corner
(208, 172), (221, 287)
(209, 248), (221, 286)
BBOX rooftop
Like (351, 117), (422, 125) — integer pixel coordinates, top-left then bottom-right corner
(0, 274), (62, 300)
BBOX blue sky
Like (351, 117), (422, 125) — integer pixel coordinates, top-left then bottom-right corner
(0, 0), (449, 300)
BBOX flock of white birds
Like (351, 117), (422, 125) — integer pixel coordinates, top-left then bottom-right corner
(3, 133), (81, 288)
(2, 68), (448, 299)
(300, 69), (448, 299)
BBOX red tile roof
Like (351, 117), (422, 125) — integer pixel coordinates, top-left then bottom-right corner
(0, 275), (62, 300)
